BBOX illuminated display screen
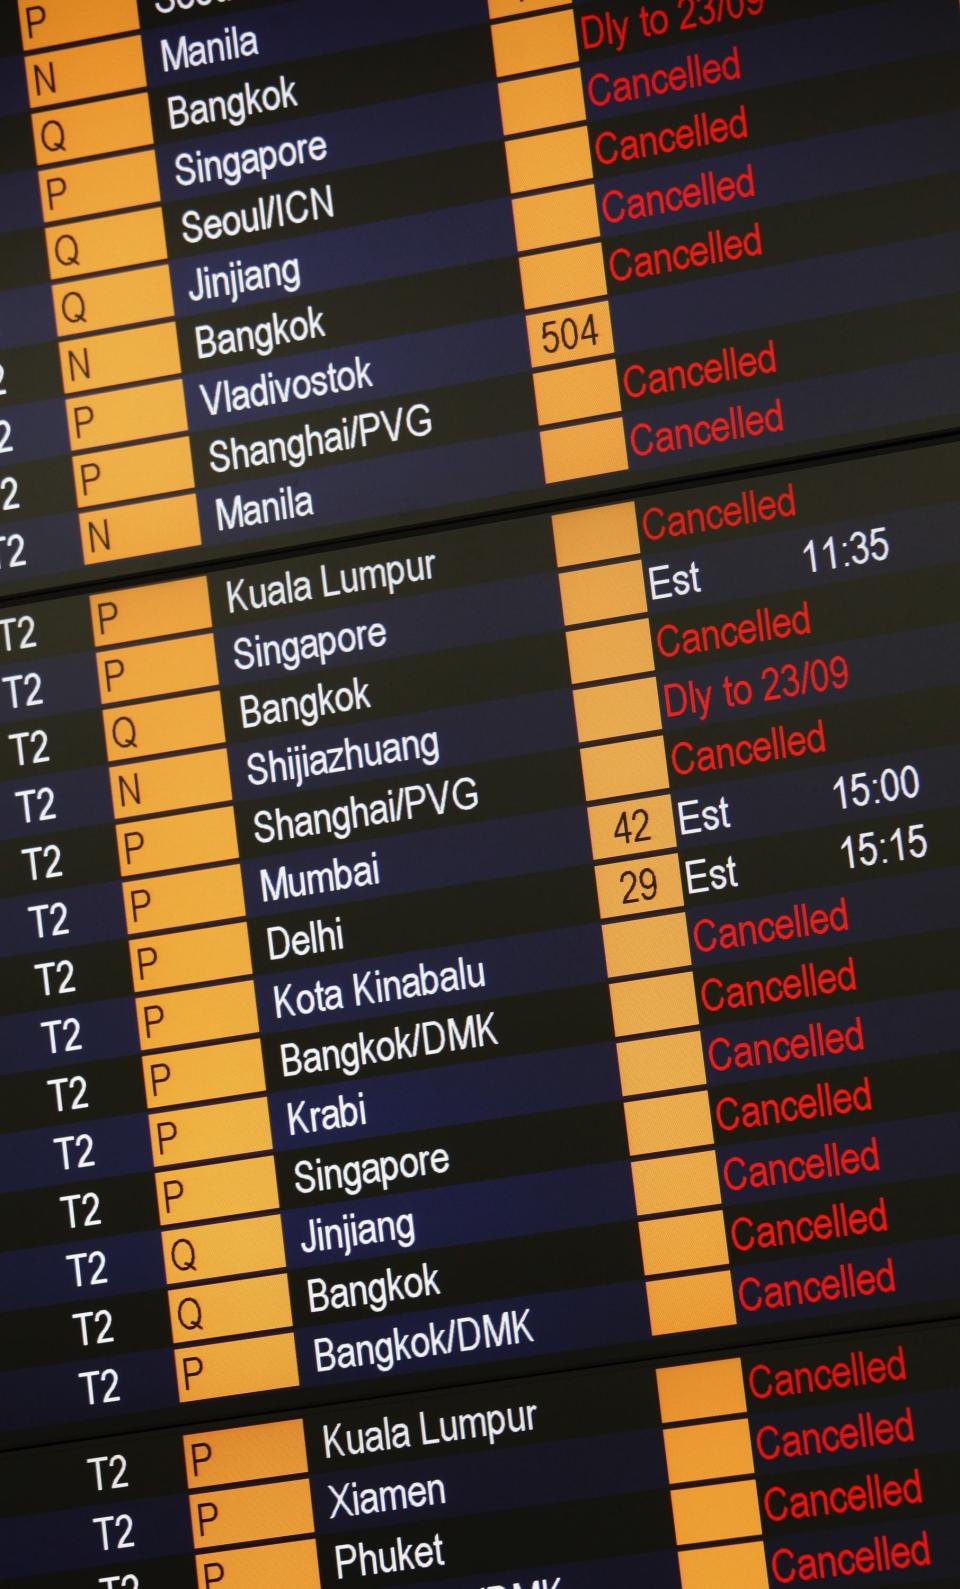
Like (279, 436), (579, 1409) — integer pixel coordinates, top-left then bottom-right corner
(0, 0), (957, 587)
(0, 3), (957, 1587)
(2, 1321), (958, 1586)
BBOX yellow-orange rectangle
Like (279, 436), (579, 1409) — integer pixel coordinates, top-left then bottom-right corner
(81, 493), (201, 563)
(60, 321), (181, 393)
(541, 415), (627, 482)
(595, 850), (683, 920)
(189, 1476), (313, 1548)
(169, 1273), (292, 1345)
(567, 618), (653, 684)
(156, 1156), (279, 1227)
(639, 1210), (729, 1277)
(33, 92), (153, 167)
(25, 33), (146, 108)
(124, 862), (245, 935)
(580, 736), (668, 804)
(609, 969), (698, 1037)
(150, 1095), (271, 1169)
(498, 65), (585, 135)
(647, 1268), (737, 1335)
(193, 1539), (321, 1589)
(553, 500), (639, 567)
(137, 977), (259, 1051)
(39, 149), (158, 223)
(632, 1148), (721, 1218)
(569, 610), (651, 686)
(506, 124), (592, 193)
(163, 1213), (284, 1287)
(491, 8), (579, 75)
(624, 1089), (713, 1158)
(118, 806), (239, 878)
(143, 1038), (265, 1110)
(527, 299), (615, 369)
(677, 1540), (769, 1589)
(663, 1418), (754, 1484)
(521, 240), (607, 310)
(514, 183), (599, 252)
(102, 689), (224, 762)
(109, 748), (232, 821)
(560, 559), (646, 625)
(47, 204), (167, 280)
(603, 912), (690, 979)
(175, 1331), (299, 1403)
(489, 0), (570, 15)
(67, 377), (187, 451)
(54, 264), (174, 337)
(671, 1478), (762, 1546)
(183, 1418), (307, 1489)
(19, 0), (140, 49)
(618, 1029), (706, 1098)
(97, 631), (217, 704)
(574, 676), (661, 744)
(73, 434), (194, 508)
(657, 1357), (747, 1425)
(586, 792), (676, 859)
(91, 577), (211, 645)
(534, 359), (620, 427)
(131, 920), (252, 994)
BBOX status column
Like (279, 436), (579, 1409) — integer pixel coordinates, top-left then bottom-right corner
(88, 577), (299, 1405)
(19, 0), (200, 566)
(183, 1419), (322, 1589)
(553, 500), (736, 1335)
(489, 1), (628, 484)
(657, 1357), (769, 1589)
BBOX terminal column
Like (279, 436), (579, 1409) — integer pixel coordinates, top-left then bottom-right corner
(18, 0), (201, 565)
(553, 500), (736, 1335)
(88, 576), (299, 1404)
(656, 1357), (769, 1589)
(489, 1), (628, 484)
(183, 1419), (322, 1589)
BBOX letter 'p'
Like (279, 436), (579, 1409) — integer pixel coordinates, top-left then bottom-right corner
(142, 1002), (165, 1037)
(94, 600), (118, 636)
(188, 1439), (212, 1479)
(23, 6), (47, 40)
(102, 657), (125, 692)
(181, 1354), (204, 1391)
(135, 944), (158, 981)
(153, 1118), (177, 1157)
(147, 1061), (170, 1099)
(195, 1501), (219, 1538)
(44, 174), (67, 213)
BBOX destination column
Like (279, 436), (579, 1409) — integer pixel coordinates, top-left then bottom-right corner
(18, 0), (200, 566)
(553, 495), (737, 1335)
(88, 575), (300, 1406)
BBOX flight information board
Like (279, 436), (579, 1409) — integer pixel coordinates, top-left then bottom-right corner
(0, 0), (958, 588)
(0, 440), (956, 1447)
(2, 1319), (959, 1588)
(1, 4), (959, 1584)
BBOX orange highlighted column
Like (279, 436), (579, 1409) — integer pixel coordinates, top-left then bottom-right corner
(183, 1419), (322, 1589)
(657, 1358), (770, 1589)
(89, 577), (299, 1404)
(489, 1), (627, 484)
(18, 0), (200, 566)
(553, 500), (735, 1334)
